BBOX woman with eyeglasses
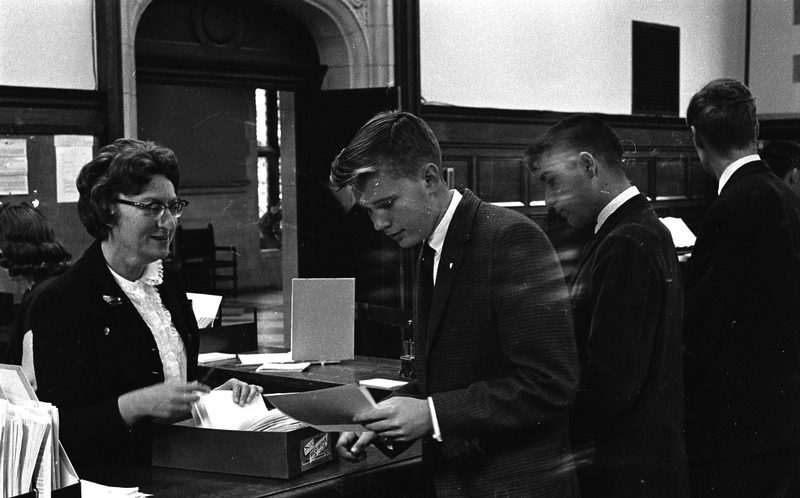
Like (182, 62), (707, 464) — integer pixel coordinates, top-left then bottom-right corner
(28, 138), (262, 479)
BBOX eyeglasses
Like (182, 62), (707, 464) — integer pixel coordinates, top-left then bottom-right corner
(116, 199), (189, 219)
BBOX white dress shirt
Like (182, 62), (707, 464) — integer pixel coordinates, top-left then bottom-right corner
(422, 189), (463, 442)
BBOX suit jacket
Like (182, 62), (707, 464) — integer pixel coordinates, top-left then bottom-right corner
(684, 161), (800, 462)
(568, 194), (688, 497)
(30, 238), (200, 474)
(394, 189), (580, 497)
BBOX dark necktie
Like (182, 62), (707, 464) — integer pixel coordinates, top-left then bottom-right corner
(418, 243), (436, 331)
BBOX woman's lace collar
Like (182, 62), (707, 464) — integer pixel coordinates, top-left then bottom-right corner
(108, 260), (164, 291)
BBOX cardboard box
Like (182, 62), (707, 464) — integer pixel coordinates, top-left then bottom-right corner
(13, 482), (80, 498)
(152, 419), (335, 479)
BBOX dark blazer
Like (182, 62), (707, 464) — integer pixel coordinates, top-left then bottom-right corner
(4, 271), (64, 366)
(394, 189), (580, 497)
(684, 160), (800, 462)
(568, 193), (688, 497)
(29, 238), (200, 474)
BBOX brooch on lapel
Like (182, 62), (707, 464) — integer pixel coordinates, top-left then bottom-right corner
(103, 295), (122, 306)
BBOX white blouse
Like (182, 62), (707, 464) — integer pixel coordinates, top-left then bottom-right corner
(108, 261), (187, 383)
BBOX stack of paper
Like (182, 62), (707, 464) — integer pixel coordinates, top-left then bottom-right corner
(0, 364), (79, 498)
(238, 353), (311, 373)
(80, 479), (151, 497)
(191, 390), (306, 432)
(238, 352), (294, 364)
(255, 362), (311, 373)
(359, 378), (408, 389)
(0, 398), (53, 498)
(197, 352), (237, 364)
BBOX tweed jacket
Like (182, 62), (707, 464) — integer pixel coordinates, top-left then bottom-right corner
(30, 238), (200, 474)
(568, 193), (688, 497)
(684, 161), (800, 462)
(393, 189), (580, 497)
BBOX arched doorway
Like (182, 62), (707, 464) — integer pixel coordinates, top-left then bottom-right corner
(127, 0), (402, 353)
(133, 0), (325, 295)
(121, 0), (392, 136)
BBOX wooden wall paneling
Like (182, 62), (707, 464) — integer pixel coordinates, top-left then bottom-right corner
(0, 86), (105, 136)
(759, 118), (800, 142)
(422, 103), (715, 244)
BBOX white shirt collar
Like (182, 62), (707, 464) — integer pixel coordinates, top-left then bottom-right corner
(595, 186), (639, 234)
(427, 190), (462, 255)
(718, 154), (761, 194)
(426, 190), (462, 283)
(108, 260), (164, 290)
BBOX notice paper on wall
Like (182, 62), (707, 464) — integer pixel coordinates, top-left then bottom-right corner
(55, 135), (94, 203)
(0, 138), (29, 195)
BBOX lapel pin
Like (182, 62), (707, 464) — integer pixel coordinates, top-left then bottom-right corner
(103, 295), (122, 306)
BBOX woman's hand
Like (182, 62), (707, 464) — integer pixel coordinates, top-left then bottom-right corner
(216, 378), (264, 406)
(118, 381), (210, 425)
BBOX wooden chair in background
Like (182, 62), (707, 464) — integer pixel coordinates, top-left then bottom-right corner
(173, 223), (238, 297)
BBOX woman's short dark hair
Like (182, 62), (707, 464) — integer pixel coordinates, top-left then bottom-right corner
(77, 138), (180, 239)
(686, 78), (758, 152)
(0, 203), (71, 280)
(329, 111), (442, 190)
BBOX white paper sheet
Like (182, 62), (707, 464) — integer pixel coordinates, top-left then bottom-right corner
(0, 138), (28, 195)
(238, 352), (293, 365)
(197, 352), (237, 364)
(256, 362), (311, 373)
(54, 135), (94, 203)
(659, 217), (697, 249)
(358, 378), (408, 389)
(186, 293), (222, 328)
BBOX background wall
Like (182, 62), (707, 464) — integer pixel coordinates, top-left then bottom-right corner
(0, 0), (96, 90)
(420, 0), (747, 116)
(750, 0), (800, 116)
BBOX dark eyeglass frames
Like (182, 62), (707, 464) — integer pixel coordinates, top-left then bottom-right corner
(116, 199), (189, 220)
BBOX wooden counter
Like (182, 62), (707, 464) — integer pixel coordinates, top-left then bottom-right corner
(84, 441), (421, 498)
(110, 354), (420, 497)
(198, 355), (405, 396)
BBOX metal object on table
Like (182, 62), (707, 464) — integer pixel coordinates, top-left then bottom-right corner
(399, 338), (415, 380)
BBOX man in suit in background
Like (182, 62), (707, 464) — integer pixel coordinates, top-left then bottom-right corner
(684, 78), (800, 497)
(760, 140), (800, 198)
(526, 114), (689, 497)
(331, 110), (580, 497)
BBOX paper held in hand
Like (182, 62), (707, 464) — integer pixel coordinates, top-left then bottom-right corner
(264, 384), (378, 433)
